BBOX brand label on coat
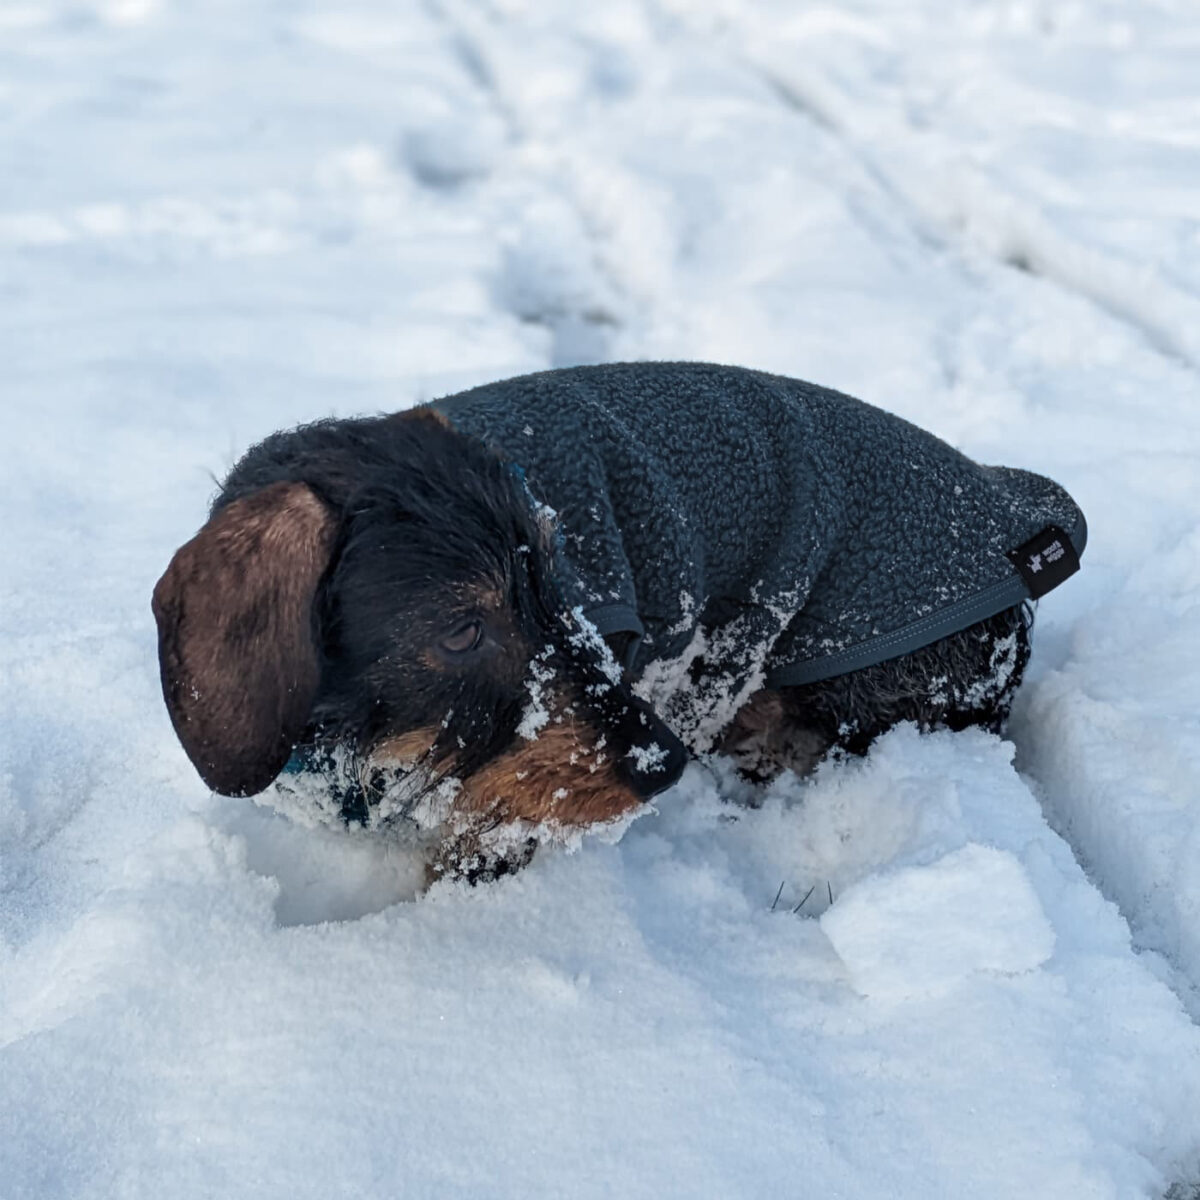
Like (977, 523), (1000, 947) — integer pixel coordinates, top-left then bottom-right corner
(1006, 525), (1080, 598)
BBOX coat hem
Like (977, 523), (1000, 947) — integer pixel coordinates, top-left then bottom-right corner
(764, 512), (1087, 689)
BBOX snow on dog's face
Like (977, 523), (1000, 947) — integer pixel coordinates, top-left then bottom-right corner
(152, 409), (684, 872)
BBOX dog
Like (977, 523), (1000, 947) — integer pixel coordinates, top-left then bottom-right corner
(153, 362), (1085, 880)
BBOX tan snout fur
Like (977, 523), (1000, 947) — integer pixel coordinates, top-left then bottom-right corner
(457, 710), (643, 828)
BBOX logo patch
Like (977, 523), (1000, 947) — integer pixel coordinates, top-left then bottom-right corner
(1006, 525), (1080, 599)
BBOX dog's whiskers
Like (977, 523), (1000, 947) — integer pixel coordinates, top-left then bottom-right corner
(361, 715), (463, 828)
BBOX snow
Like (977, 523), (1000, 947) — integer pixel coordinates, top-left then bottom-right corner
(820, 842), (1057, 1003)
(3, 0), (1200, 1196)
(515, 649), (557, 741)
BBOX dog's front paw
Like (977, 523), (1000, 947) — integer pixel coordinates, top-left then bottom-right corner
(425, 831), (538, 887)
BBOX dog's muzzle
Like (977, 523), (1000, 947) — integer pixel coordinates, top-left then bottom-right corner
(280, 682), (686, 828)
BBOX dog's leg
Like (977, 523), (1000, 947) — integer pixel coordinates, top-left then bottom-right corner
(719, 689), (831, 783)
(725, 605), (1034, 781)
(425, 827), (538, 887)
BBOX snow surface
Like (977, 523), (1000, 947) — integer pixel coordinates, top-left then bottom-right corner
(3, 0), (1200, 1196)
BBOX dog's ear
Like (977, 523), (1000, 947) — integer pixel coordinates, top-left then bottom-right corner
(152, 481), (337, 796)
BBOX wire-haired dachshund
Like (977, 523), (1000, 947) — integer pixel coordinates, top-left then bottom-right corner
(154, 362), (1084, 880)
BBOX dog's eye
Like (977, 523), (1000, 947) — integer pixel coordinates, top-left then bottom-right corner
(440, 620), (483, 655)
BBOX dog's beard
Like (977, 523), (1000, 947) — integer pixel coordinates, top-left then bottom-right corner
(267, 741), (370, 830)
(270, 738), (460, 833)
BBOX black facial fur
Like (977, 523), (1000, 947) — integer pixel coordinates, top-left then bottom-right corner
(312, 420), (549, 766)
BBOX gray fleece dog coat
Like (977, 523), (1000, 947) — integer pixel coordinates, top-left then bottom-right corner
(431, 361), (1086, 752)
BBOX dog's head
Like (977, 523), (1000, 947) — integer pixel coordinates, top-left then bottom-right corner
(152, 409), (685, 837)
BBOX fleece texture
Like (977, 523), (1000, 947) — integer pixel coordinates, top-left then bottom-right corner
(430, 362), (1086, 750)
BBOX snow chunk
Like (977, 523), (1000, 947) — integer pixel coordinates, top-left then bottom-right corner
(821, 844), (1055, 1003)
(517, 648), (557, 740)
(626, 742), (670, 773)
(568, 605), (623, 684)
